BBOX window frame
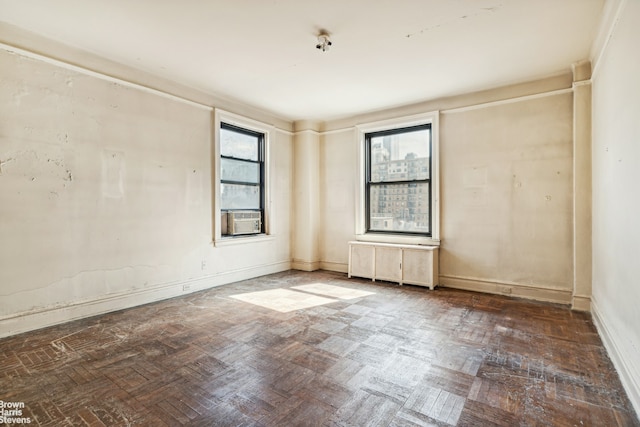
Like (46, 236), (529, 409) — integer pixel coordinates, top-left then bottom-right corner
(213, 109), (273, 246)
(365, 123), (432, 236)
(356, 111), (440, 246)
(219, 122), (265, 215)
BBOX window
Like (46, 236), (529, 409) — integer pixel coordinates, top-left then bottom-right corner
(357, 111), (439, 244)
(220, 123), (264, 216)
(214, 109), (272, 244)
(366, 124), (431, 235)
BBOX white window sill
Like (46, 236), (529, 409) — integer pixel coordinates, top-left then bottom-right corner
(355, 233), (440, 247)
(214, 234), (275, 247)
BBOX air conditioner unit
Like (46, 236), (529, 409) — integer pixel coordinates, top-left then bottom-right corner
(225, 211), (262, 235)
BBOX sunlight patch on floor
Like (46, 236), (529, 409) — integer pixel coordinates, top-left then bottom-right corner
(291, 283), (375, 300)
(229, 288), (336, 313)
(229, 283), (376, 312)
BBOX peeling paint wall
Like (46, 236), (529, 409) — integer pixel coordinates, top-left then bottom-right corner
(0, 49), (293, 333)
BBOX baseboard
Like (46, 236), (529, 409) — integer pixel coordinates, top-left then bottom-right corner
(319, 261), (348, 273)
(571, 294), (592, 312)
(0, 260), (291, 338)
(439, 275), (573, 305)
(291, 260), (321, 272)
(591, 298), (640, 418)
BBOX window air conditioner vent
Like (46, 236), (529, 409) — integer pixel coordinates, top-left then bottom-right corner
(226, 211), (262, 235)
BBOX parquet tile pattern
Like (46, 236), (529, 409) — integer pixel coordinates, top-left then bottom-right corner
(1, 270), (638, 426)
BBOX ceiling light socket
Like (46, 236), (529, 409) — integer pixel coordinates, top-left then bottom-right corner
(316, 34), (332, 52)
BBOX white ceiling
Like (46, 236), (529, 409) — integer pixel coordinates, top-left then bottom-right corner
(1, 0), (605, 121)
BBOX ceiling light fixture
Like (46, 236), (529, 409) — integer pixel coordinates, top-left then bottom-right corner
(316, 33), (332, 52)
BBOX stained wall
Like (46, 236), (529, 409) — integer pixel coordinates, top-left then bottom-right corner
(439, 93), (573, 299)
(319, 77), (576, 303)
(0, 48), (293, 336)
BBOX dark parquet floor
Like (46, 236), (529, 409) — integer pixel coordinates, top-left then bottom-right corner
(0, 270), (638, 426)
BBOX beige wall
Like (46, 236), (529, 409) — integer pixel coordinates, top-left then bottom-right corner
(0, 36), (586, 333)
(291, 127), (321, 271)
(0, 48), (293, 337)
(319, 129), (358, 272)
(591, 0), (640, 414)
(439, 94), (574, 299)
(1, 4), (637, 418)
(319, 81), (576, 303)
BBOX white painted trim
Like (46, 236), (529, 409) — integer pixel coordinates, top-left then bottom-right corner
(293, 122), (351, 135)
(213, 109), (275, 243)
(356, 111), (440, 134)
(321, 127), (354, 136)
(591, 298), (640, 418)
(572, 80), (592, 88)
(294, 129), (321, 136)
(571, 295), (592, 312)
(213, 234), (276, 247)
(0, 261), (291, 339)
(354, 126), (367, 236)
(441, 88), (573, 115)
(276, 128), (295, 136)
(214, 109), (276, 139)
(439, 275), (573, 304)
(319, 261), (349, 273)
(431, 112), (441, 243)
(354, 111), (440, 243)
(354, 233), (440, 247)
(0, 43), (213, 112)
(291, 260), (321, 272)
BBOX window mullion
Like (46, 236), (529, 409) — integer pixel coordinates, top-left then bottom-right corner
(365, 123), (432, 236)
(221, 155), (261, 164)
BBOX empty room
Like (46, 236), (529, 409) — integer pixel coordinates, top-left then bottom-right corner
(1, 0), (639, 425)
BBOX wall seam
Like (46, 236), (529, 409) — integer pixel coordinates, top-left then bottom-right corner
(591, 0), (628, 80)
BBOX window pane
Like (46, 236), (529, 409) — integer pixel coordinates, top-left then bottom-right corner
(221, 183), (260, 210)
(221, 126), (259, 161)
(221, 158), (260, 184)
(369, 182), (430, 233)
(370, 129), (430, 183)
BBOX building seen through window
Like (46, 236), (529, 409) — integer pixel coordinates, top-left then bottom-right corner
(220, 123), (265, 235)
(367, 125), (431, 235)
